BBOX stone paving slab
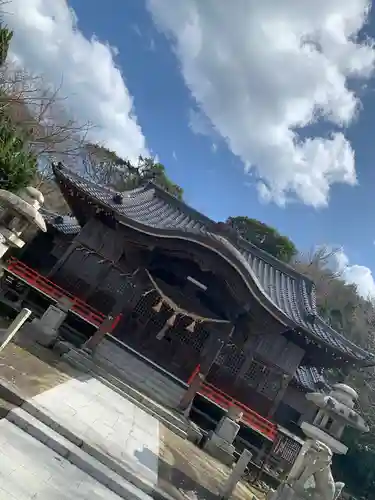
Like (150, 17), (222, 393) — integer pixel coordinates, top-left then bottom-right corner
(7, 407), (152, 500)
(63, 346), (188, 439)
(0, 418), (139, 500)
(2, 378), (176, 500)
(32, 377), (161, 488)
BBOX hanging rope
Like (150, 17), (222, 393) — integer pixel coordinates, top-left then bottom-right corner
(144, 269), (230, 326)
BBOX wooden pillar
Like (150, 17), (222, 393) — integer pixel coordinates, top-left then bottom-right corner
(178, 328), (229, 414)
(83, 268), (142, 352)
(48, 240), (80, 278)
(83, 314), (117, 352)
(236, 335), (260, 383)
(267, 373), (292, 418)
(85, 261), (111, 301)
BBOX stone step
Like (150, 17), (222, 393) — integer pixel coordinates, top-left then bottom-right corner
(96, 340), (180, 383)
(7, 407), (156, 500)
(110, 365), (184, 403)
(96, 341), (185, 399)
(63, 348), (188, 439)
(79, 344), (186, 407)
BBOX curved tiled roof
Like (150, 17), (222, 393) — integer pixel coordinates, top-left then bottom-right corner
(40, 209), (81, 235)
(51, 164), (374, 364)
(294, 366), (328, 392)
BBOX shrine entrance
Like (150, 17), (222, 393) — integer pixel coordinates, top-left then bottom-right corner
(111, 272), (231, 382)
(110, 249), (236, 382)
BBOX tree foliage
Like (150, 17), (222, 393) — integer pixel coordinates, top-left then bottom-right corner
(0, 23), (12, 66)
(292, 247), (375, 499)
(0, 24), (37, 192)
(0, 106), (37, 191)
(293, 247), (375, 349)
(227, 216), (297, 262)
(0, 69), (92, 170)
(82, 143), (184, 199)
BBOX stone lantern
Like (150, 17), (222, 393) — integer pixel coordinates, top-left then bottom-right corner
(303, 383), (368, 455)
(0, 186), (46, 259)
(268, 383), (368, 500)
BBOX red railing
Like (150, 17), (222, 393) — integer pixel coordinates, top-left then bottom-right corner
(198, 378), (277, 441)
(5, 257), (115, 328)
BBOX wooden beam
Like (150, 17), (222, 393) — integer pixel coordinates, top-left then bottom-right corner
(48, 240), (80, 278)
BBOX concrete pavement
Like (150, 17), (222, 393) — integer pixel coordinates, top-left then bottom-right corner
(0, 419), (134, 500)
(31, 377), (161, 488)
(0, 376), (165, 499)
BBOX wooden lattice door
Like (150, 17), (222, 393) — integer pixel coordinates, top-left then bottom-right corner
(113, 292), (210, 380)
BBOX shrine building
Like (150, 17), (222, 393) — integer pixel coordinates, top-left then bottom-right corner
(1, 162), (373, 475)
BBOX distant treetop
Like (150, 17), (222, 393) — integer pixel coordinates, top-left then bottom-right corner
(226, 216), (297, 262)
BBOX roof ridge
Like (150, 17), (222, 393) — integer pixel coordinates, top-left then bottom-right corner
(147, 181), (217, 228)
(52, 162), (155, 197)
(233, 234), (314, 285)
(147, 178), (314, 285)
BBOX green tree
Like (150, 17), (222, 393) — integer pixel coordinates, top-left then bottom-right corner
(227, 216), (297, 262)
(82, 144), (184, 200)
(0, 23), (12, 66)
(0, 107), (37, 191)
(0, 24), (37, 192)
(139, 156), (184, 200)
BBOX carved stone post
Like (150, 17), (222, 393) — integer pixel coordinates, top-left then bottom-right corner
(220, 449), (253, 500)
(0, 308), (32, 351)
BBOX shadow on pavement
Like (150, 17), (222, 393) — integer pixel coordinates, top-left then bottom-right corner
(136, 447), (218, 500)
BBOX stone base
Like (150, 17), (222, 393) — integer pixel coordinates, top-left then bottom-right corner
(53, 340), (75, 355)
(187, 422), (203, 445)
(203, 432), (236, 466)
(266, 484), (302, 500)
(19, 319), (59, 347)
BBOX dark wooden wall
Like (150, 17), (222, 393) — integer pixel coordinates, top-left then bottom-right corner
(207, 332), (304, 416)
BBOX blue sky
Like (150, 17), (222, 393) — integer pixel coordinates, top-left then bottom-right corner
(5, 0), (375, 297)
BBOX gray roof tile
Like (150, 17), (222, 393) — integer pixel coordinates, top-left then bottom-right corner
(40, 209), (81, 235)
(294, 366), (328, 392)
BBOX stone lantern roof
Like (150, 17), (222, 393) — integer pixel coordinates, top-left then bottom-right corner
(0, 187), (46, 232)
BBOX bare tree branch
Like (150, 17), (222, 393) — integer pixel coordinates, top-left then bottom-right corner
(0, 63), (93, 180)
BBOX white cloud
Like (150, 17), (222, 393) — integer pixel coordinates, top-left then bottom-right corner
(188, 108), (219, 153)
(188, 108), (214, 137)
(147, 0), (375, 207)
(132, 24), (142, 37)
(149, 38), (156, 52)
(334, 249), (375, 299)
(4, 0), (148, 162)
